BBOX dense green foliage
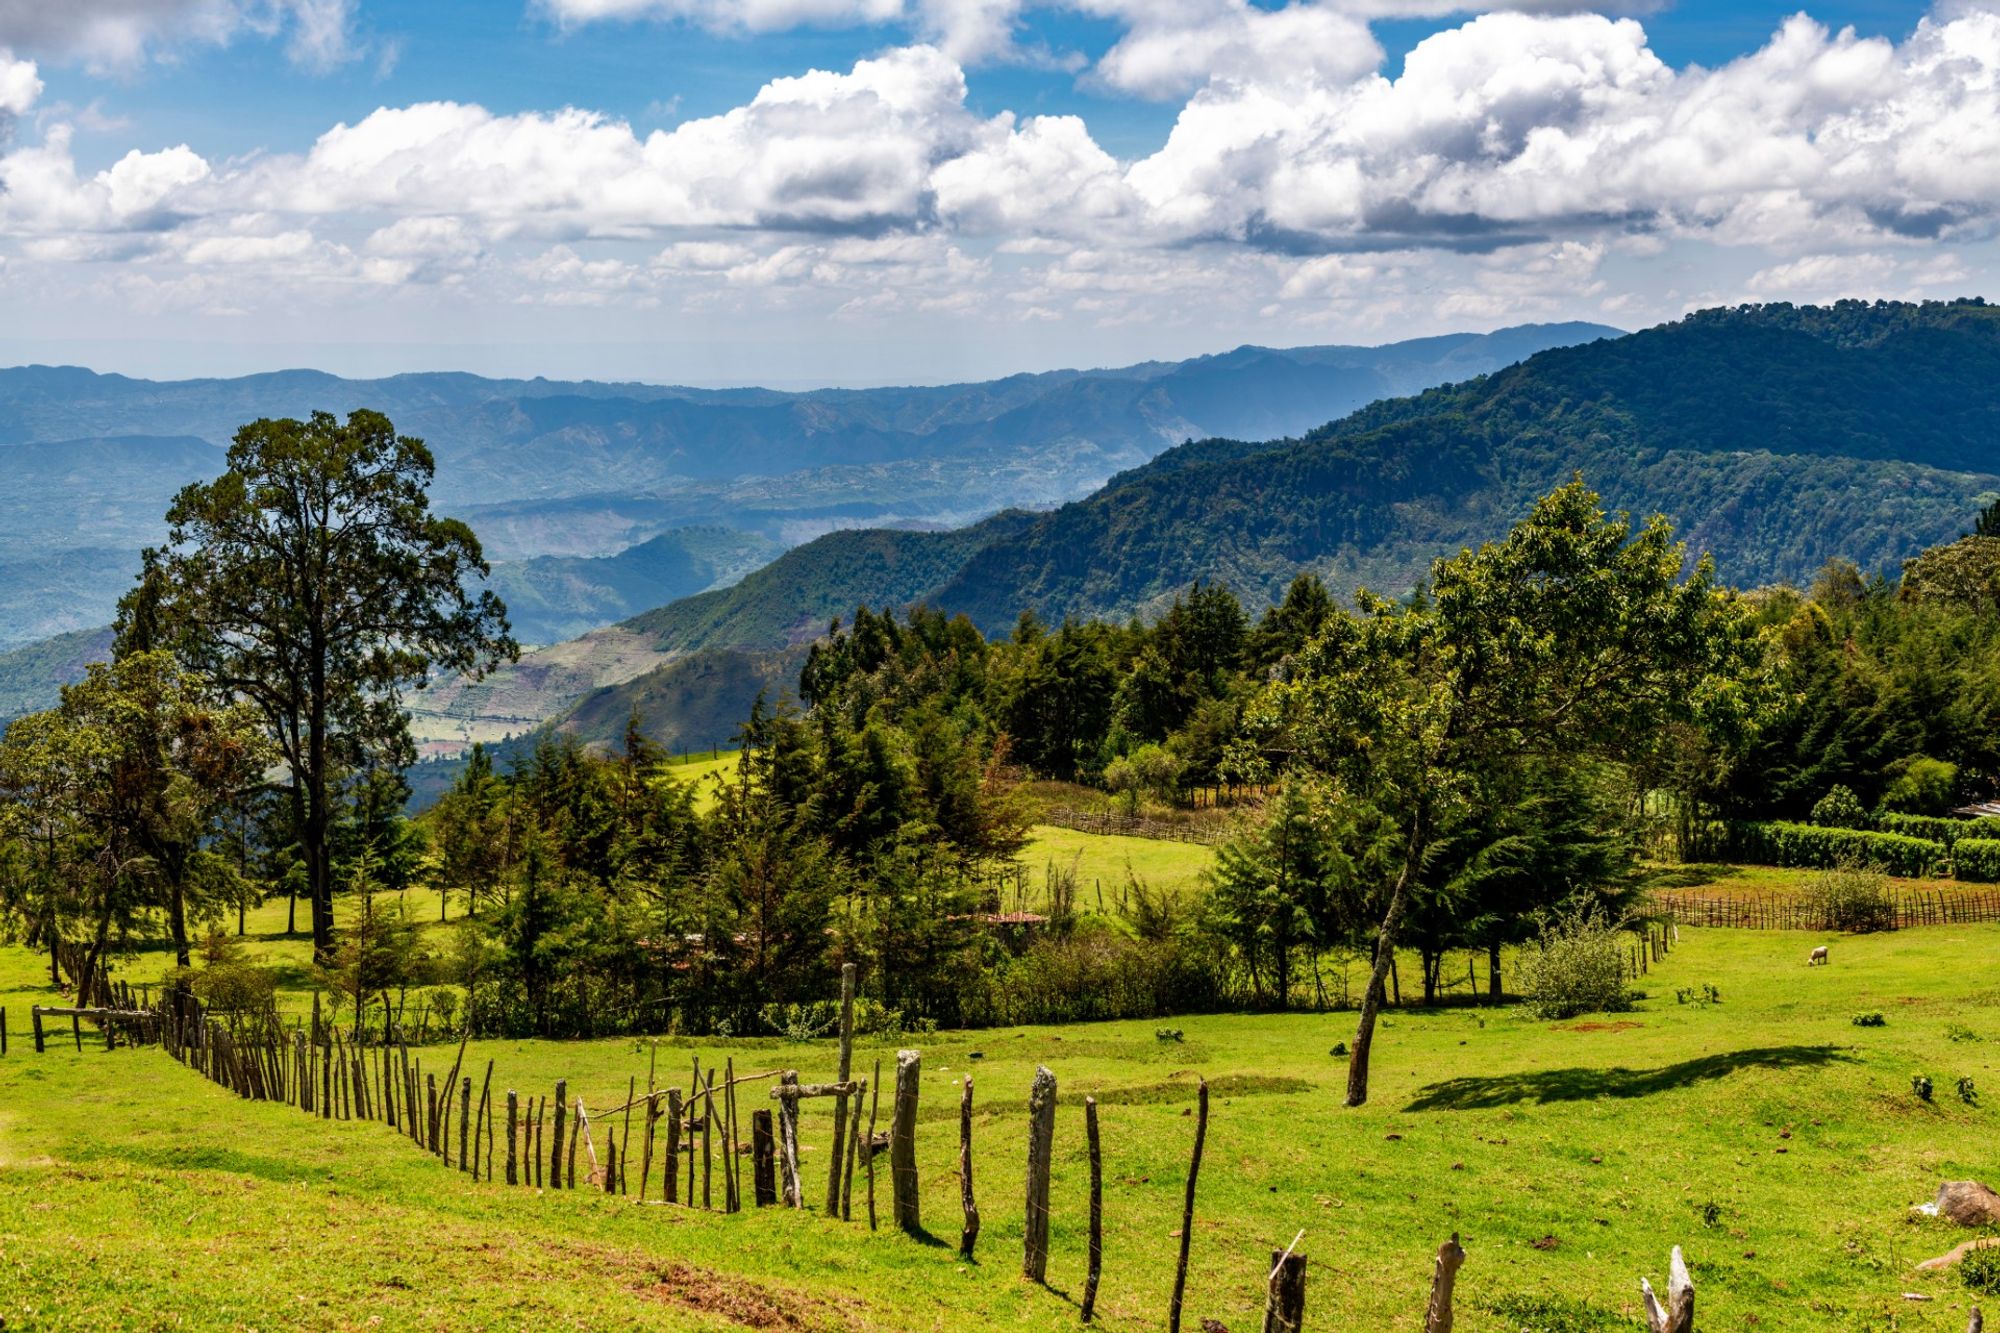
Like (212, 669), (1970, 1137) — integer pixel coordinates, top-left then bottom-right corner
(1722, 822), (1945, 877)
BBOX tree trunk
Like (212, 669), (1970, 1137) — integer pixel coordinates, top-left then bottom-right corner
(168, 880), (191, 969)
(1345, 819), (1422, 1108)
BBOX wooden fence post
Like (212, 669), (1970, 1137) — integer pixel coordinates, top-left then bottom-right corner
(776, 1071), (802, 1207)
(891, 1049), (921, 1234)
(752, 1108), (777, 1206)
(1083, 1096), (1103, 1324)
(1168, 1079), (1208, 1333)
(959, 1075), (980, 1260)
(1264, 1245), (1307, 1333)
(1640, 1245), (1694, 1333)
(1023, 1066), (1056, 1280)
(506, 1091), (519, 1185)
(1425, 1233), (1466, 1333)
(866, 1057), (882, 1231)
(551, 1080), (568, 1189)
(2, 1005), (8, 1055)
(827, 962), (855, 1214)
(665, 1089), (682, 1203)
(31, 1005), (43, 1054)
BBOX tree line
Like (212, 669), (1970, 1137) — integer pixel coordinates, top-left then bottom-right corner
(2, 407), (1997, 1107)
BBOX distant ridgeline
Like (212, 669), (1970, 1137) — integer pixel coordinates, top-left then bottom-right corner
(436, 298), (2000, 762)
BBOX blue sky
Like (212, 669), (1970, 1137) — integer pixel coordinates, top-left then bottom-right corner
(0, 1), (1988, 384)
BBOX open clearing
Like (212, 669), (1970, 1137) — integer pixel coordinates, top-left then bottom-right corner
(2, 921), (1996, 1331)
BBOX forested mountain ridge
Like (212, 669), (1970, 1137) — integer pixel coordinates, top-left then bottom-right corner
(933, 300), (2000, 630)
(0, 322), (1614, 651)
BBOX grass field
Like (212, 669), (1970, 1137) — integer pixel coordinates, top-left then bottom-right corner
(2, 920), (1996, 1331)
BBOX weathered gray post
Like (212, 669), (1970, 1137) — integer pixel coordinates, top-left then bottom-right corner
(665, 1089), (682, 1202)
(777, 1070), (802, 1207)
(1639, 1245), (1691, 1333)
(865, 1057), (882, 1230)
(891, 1049), (921, 1233)
(1264, 1247), (1307, 1333)
(1023, 1066), (1056, 1280)
(31, 1005), (43, 1054)
(959, 1075), (980, 1260)
(1426, 1234), (1467, 1333)
(826, 962), (855, 1213)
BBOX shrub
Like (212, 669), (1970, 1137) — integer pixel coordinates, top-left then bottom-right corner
(1946, 1022), (1980, 1042)
(161, 931), (277, 1013)
(1726, 821), (1942, 877)
(1155, 1027), (1184, 1043)
(1851, 1012), (1886, 1027)
(1954, 838), (2000, 883)
(1811, 785), (1870, 829)
(1880, 758), (1958, 816)
(1877, 813), (2000, 847)
(1912, 1074), (1934, 1102)
(1963, 1244), (2000, 1296)
(1518, 906), (1633, 1021)
(1960, 1076), (1979, 1106)
(1803, 862), (1897, 933)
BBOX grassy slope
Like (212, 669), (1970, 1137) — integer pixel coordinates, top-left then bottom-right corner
(2, 913), (1997, 1329)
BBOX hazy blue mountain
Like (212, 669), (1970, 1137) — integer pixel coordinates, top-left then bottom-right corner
(484, 527), (783, 645)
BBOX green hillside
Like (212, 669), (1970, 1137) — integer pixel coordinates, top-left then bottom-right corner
(483, 526), (781, 645)
(934, 300), (2000, 629)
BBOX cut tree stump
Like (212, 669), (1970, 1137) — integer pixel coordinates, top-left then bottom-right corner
(1425, 1233), (1466, 1333)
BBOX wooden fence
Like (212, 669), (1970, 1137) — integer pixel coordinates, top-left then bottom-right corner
(1650, 887), (2000, 931)
(25, 957), (1974, 1333)
(1040, 807), (1230, 845)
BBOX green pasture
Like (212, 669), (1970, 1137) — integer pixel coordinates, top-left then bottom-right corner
(1, 923), (1996, 1330)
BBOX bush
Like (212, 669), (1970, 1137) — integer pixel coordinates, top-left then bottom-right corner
(1810, 785), (1870, 829)
(1851, 1012), (1885, 1027)
(1954, 838), (2000, 883)
(1880, 758), (1958, 815)
(1802, 862), (1897, 933)
(1965, 1245), (2000, 1297)
(1518, 907), (1633, 1021)
(1727, 821), (1942, 877)
(1912, 1073), (1934, 1102)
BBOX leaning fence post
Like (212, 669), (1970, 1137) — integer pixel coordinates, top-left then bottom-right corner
(1168, 1078), (1208, 1333)
(865, 1057), (882, 1231)
(959, 1075), (980, 1259)
(1640, 1245), (1694, 1333)
(1424, 1233), (1465, 1333)
(1263, 1238), (1307, 1333)
(1023, 1066), (1056, 1280)
(1082, 1095), (1103, 1323)
(891, 1049), (921, 1234)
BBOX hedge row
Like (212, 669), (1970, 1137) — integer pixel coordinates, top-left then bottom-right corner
(1875, 812), (2000, 846)
(1726, 821), (1945, 877)
(1953, 838), (2000, 883)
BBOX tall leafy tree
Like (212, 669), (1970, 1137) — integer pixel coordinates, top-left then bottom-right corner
(1248, 481), (1756, 1106)
(145, 410), (515, 962)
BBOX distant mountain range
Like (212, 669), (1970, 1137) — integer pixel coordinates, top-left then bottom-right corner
(415, 299), (2000, 763)
(0, 322), (1616, 653)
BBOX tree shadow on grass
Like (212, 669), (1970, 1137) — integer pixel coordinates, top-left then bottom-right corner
(1405, 1045), (1856, 1112)
(80, 1143), (330, 1184)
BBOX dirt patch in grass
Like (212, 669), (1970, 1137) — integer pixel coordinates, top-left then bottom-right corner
(1562, 1021), (1645, 1033)
(635, 1261), (857, 1331)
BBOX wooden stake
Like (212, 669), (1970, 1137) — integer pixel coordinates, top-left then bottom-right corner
(473, 1061), (493, 1179)
(567, 1096), (582, 1189)
(1425, 1233), (1467, 1333)
(752, 1107), (776, 1207)
(842, 1081), (862, 1221)
(777, 1070), (803, 1207)
(891, 1049), (921, 1234)
(960, 1075), (981, 1261)
(506, 1090), (519, 1185)
(725, 1057), (740, 1213)
(459, 1076), (472, 1172)
(1023, 1067), (1057, 1279)
(1263, 1240), (1307, 1333)
(622, 1076), (636, 1196)
(1640, 1245), (1693, 1333)
(551, 1079), (568, 1189)
(826, 962), (855, 1214)
(664, 1089), (682, 1203)
(702, 1070), (715, 1209)
(1168, 1079), (1208, 1333)
(866, 1056), (882, 1231)
(640, 1092), (660, 1201)
(1083, 1096), (1103, 1323)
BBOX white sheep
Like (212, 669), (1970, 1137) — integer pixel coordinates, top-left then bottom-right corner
(1808, 945), (1829, 966)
